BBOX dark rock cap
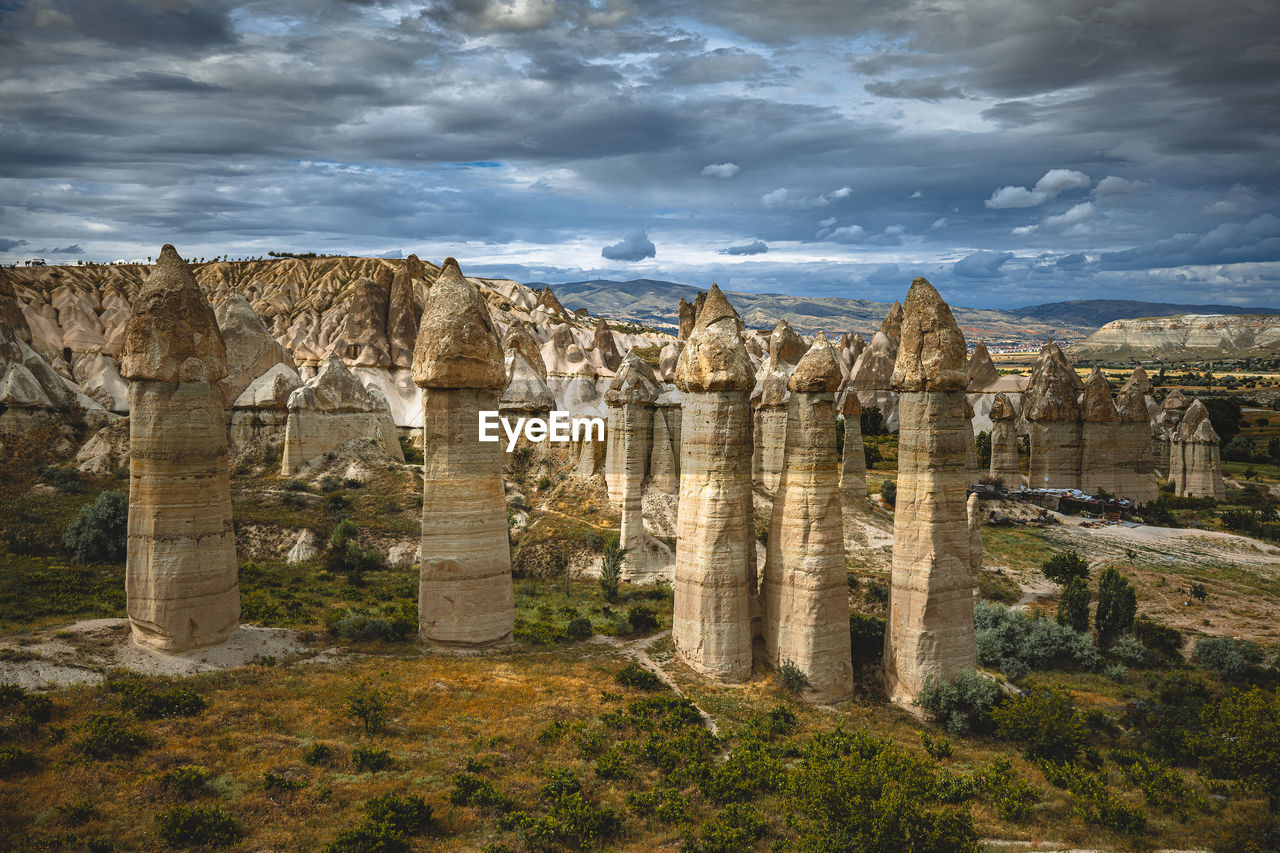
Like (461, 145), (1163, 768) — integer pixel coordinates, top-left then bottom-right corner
(121, 244), (228, 383)
(890, 278), (967, 392)
(411, 258), (506, 390)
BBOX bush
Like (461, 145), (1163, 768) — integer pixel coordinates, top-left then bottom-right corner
(975, 601), (1099, 677)
(63, 490), (127, 563)
(863, 441), (883, 469)
(1056, 577), (1091, 633)
(849, 612), (885, 664)
(516, 791), (622, 851)
(326, 793), (436, 850)
(879, 479), (896, 506)
(74, 714), (147, 759)
(914, 672), (1003, 736)
(599, 539), (624, 603)
(345, 679), (390, 735)
(107, 673), (205, 719)
(1133, 617), (1184, 662)
(1095, 567), (1137, 647)
(918, 731), (953, 760)
(161, 765), (211, 798)
(450, 772), (514, 810)
(1041, 762), (1146, 832)
(860, 405), (885, 436)
(351, 746), (392, 772)
(155, 804), (241, 848)
(1108, 635), (1146, 666)
(43, 466), (83, 493)
(0, 747), (37, 777)
(991, 689), (1087, 763)
(1042, 551), (1089, 585)
(627, 606), (658, 634)
(974, 758), (1039, 821)
(325, 521), (385, 586)
(697, 802), (767, 853)
(615, 662), (662, 691)
(566, 616), (593, 641)
(1193, 636), (1265, 680)
(777, 659), (809, 694)
(263, 770), (303, 793)
(302, 741), (335, 766)
(1198, 686), (1280, 817)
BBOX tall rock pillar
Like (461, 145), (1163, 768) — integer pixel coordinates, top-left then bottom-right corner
(1173, 399), (1225, 500)
(1114, 368), (1158, 502)
(672, 285), (756, 682)
(883, 277), (976, 707)
(413, 258), (514, 647)
(838, 389), (867, 500)
(649, 387), (682, 493)
(751, 320), (807, 493)
(121, 245), (238, 652)
(988, 392), (1021, 487)
(761, 335), (852, 703)
(1080, 367), (1121, 495)
(605, 353), (661, 579)
(1025, 343), (1083, 489)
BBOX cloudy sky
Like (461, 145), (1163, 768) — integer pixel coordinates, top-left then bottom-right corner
(1, 0), (1278, 308)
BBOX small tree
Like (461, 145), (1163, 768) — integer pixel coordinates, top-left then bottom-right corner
(1095, 567), (1137, 647)
(1057, 577), (1091, 633)
(344, 679), (390, 735)
(976, 430), (992, 469)
(324, 521), (384, 587)
(991, 688), (1087, 763)
(64, 490), (128, 563)
(1042, 551), (1089, 585)
(1199, 687), (1280, 820)
(860, 405), (886, 436)
(599, 539), (626, 603)
(863, 442), (882, 470)
(879, 479), (896, 506)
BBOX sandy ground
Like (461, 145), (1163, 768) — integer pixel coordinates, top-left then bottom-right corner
(0, 619), (319, 689)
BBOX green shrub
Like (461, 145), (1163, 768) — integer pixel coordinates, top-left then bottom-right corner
(1193, 636), (1265, 680)
(263, 770), (303, 792)
(697, 802), (767, 853)
(879, 479), (896, 506)
(848, 612), (885, 664)
(515, 618), (569, 645)
(566, 616), (593, 641)
(1112, 749), (1200, 813)
(1095, 567), (1137, 647)
(863, 441), (883, 469)
(516, 791), (622, 851)
(55, 799), (97, 826)
(627, 606), (658, 634)
(107, 673), (206, 719)
(975, 600), (1099, 677)
(918, 731), (953, 760)
(914, 672), (1004, 736)
(594, 746), (633, 780)
(599, 539), (624, 603)
(63, 490), (127, 563)
(974, 758), (1039, 821)
(699, 738), (783, 803)
(1042, 551), (1089, 585)
(991, 689), (1086, 763)
(1133, 617), (1184, 662)
(156, 804), (241, 847)
(0, 683), (53, 724)
(615, 662), (662, 691)
(351, 746), (392, 772)
(0, 746), (37, 777)
(450, 772), (515, 810)
(625, 786), (688, 824)
(161, 765), (211, 798)
(777, 659), (810, 694)
(325, 521), (385, 586)
(43, 466), (83, 493)
(344, 679), (391, 735)
(1198, 686), (1280, 817)
(1040, 762), (1146, 832)
(1125, 672), (1218, 764)
(1056, 577), (1090, 633)
(74, 714), (147, 759)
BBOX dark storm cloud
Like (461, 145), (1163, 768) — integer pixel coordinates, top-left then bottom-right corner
(602, 230), (657, 262)
(720, 240), (768, 255)
(0, 0), (1276, 307)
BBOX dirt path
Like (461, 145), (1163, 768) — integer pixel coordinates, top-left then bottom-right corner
(588, 631), (720, 736)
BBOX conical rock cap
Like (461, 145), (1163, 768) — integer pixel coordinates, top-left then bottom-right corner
(789, 333), (842, 393)
(890, 277), (967, 392)
(412, 258), (505, 390)
(674, 284), (753, 392)
(122, 244), (227, 383)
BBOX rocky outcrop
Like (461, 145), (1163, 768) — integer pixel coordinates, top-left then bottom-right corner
(335, 275), (392, 367)
(1080, 367), (1121, 496)
(1114, 368), (1158, 502)
(0, 312), (85, 435)
(0, 266), (31, 344)
(1072, 313), (1280, 360)
(280, 355), (402, 474)
(988, 392), (1021, 487)
(673, 284), (756, 683)
(678, 297), (696, 341)
(761, 335), (852, 703)
(649, 386), (682, 493)
(593, 317), (622, 372)
(121, 245), (238, 652)
(967, 493), (983, 601)
(966, 342), (1000, 391)
(215, 295), (296, 406)
(752, 320), (807, 493)
(387, 257), (423, 369)
(229, 362), (302, 450)
(838, 388), (867, 500)
(1024, 343), (1083, 489)
(883, 278), (975, 707)
(1170, 399), (1225, 500)
(606, 353), (662, 579)
(413, 258), (514, 647)
(847, 306), (901, 431)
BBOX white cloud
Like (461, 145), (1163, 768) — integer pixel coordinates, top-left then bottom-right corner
(818, 217), (836, 228)
(931, 217), (949, 229)
(986, 168), (1091, 208)
(1093, 175), (1150, 202)
(910, 190), (923, 199)
(701, 162), (740, 178)
(1203, 183), (1259, 216)
(1044, 201), (1095, 229)
(826, 224), (866, 242)
(824, 185), (852, 201)
(761, 187), (790, 208)
(1012, 224), (1039, 235)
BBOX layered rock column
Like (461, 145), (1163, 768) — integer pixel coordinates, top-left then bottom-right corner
(673, 285), (756, 682)
(1172, 399), (1225, 499)
(988, 392), (1021, 487)
(1080, 367), (1121, 495)
(1114, 368), (1158, 502)
(761, 335), (852, 703)
(752, 320), (807, 493)
(649, 387), (682, 493)
(883, 277), (976, 707)
(1025, 343), (1083, 489)
(121, 245), (239, 652)
(605, 353), (661, 576)
(838, 389), (867, 500)
(967, 492), (983, 601)
(413, 258), (514, 647)
(963, 397), (980, 486)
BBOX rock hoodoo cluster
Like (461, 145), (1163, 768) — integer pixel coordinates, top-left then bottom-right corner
(605, 352), (663, 579)
(883, 278), (976, 707)
(1169, 398), (1225, 499)
(987, 391), (1021, 486)
(1080, 367), (1121, 495)
(1024, 343), (1084, 489)
(412, 258), (514, 647)
(672, 285), (756, 682)
(752, 319), (808, 493)
(760, 335), (852, 703)
(846, 302), (902, 431)
(1114, 368), (1158, 502)
(280, 355), (403, 475)
(120, 245), (239, 652)
(838, 388), (867, 501)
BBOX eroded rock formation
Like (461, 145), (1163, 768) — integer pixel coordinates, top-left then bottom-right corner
(413, 258), (514, 647)
(121, 245), (239, 652)
(761, 335), (852, 703)
(1114, 368), (1158, 502)
(1024, 343), (1083, 489)
(605, 353), (661, 578)
(673, 284), (756, 682)
(593, 317), (622, 372)
(678, 297), (695, 341)
(1170, 399), (1225, 499)
(280, 355), (403, 474)
(1080, 367), (1121, 495)
(988, 392), (1021, 487)
(838, 388), (867, 500)
(752, 320), (807, 492)
(649, 386), (682, 493)
(883, 278), (975, 707)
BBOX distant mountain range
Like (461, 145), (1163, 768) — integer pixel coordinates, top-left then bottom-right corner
(531, 278), (1280, 343)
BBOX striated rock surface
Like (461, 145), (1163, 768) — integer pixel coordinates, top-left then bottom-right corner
(1114, 368), (1158, 501)
(121, 246), (238, 652)
(988, 392), (1021, 487)
(966, 342), (1000, 391)
(593, 317), (622, 372)
(387, 258), (422, 368)
(1171, 399), (1225, 499)
(0, 266), (31, 344)
(336, 275), (392, 367)
(673, 285), (755, 682)
(838, 388), (867, 500)
(967, 493), (983, 600)
(1072, 313), (1280, 360)
(649, 386), (682, 494)
(678, 297), (696, 341)
(1080, 367), (1121, 495)
(761, 335), (851, 703)
(414, 258), (514, 647)
(1024, 343), (1083, 489)
(884, 278), (975, 707)
(281, 355), (403, 474)
(752, 320), (807, 492)
(606, 353), (662, 579)
(215, 295), (296, 406)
